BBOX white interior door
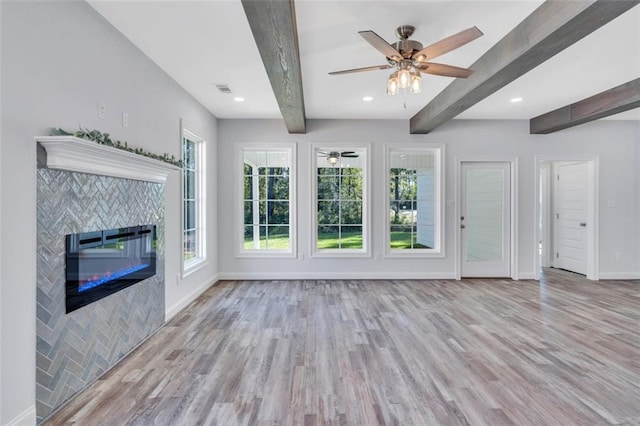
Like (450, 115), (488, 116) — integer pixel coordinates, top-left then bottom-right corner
(461, 162), (511, 277)
(554, 162), (588, 275)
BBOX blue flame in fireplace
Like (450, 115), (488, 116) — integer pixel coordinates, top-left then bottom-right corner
(78, 263), (149, 293)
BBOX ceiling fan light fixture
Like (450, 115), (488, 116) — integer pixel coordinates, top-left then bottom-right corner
(387, 72), (399, 96)
(410, 72), (422, 94)
(398, 67), (411, 89)
(327, 155), (339, 166)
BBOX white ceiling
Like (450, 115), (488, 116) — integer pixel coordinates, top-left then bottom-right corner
(88, 0), (640, 122)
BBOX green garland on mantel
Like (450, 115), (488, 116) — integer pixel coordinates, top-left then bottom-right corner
(50, 127), (183, 168)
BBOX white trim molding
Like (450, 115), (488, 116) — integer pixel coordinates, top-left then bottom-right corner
(597, 273), (640, 280)
(37, 136), (180, 183)
(6, 405), (36, 426)
(217, 272), (458, 281)
(165, 275), (219, 321)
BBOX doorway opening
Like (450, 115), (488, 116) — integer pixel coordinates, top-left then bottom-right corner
(536, 157), (598, 280)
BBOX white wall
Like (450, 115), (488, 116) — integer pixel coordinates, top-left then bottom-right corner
(0, 2), (217, 424)
(218, 118), (639, 280)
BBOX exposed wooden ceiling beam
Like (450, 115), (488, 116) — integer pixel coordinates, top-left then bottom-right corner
(530, 78), (640, 134)
(241, 0), (306, 133)
(410, 0), (639, 134)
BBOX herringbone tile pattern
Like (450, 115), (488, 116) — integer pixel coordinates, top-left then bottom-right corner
(36, 169), (165, 421)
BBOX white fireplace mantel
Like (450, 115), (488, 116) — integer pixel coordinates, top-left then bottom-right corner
(36, 136), (180, 183)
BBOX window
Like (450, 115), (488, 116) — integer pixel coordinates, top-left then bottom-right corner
(240, 146), (295, 256)
(386, 145), (442, 256)
(183, 130), (206, 272)
(313, 146), (368, 255)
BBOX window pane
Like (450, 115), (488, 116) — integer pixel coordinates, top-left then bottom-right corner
(243, 174), (253, 200)
(258, 200), (267, 224)
(317, 176), (339, 200)
(267, 226), (290, 250)
(340, 169), (363, 200)
(270, 175), (289, 200)
(244, 201), (254, 225)
(241, 148), (292, 252)
(185, 201), (196, 230)
(182, 133), (206, 267)
(341, 201), (362, 224)
(266, 151), (288, 169)
(341, 226), (363, 249)
(183, 139), (195, 169)
(318, 201), (339, 224)
(318, 225), (339, 249)
(390, 224), (413, 249)
(185, 170), (196, 200)
(415, 225), (432, 249)
(315, 148), (365, 252)
(244, 225), (257, 249)
(258, 175), (267, 199)
(388, 149), (439, 251)
(184, 230), (196, 261)
(390, 201), (401, 224)
(318, 165), (340, 176)
(267, 201), (289, 224)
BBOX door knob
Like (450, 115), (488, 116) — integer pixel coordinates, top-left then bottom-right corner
(580, 222), (587, 227)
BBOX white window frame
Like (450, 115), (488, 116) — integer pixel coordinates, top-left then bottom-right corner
(236, 143), (297, 258)
(311, 143), (371, 258)
(384, 144), (445, 258)
(182, 128), (207, 275)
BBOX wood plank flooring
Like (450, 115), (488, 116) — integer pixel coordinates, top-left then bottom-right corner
(44, 270), (640, 425)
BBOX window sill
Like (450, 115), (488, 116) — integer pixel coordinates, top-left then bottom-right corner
(236, 251), (297, 259)
(183, 257), (208, 278)
(385, 250), (444, 259)
(311, 250), (371, 258)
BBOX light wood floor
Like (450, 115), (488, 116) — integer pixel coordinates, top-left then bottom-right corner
(45, 269), (640, 425)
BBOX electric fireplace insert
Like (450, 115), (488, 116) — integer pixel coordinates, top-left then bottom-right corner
(65, 224), (156, 313)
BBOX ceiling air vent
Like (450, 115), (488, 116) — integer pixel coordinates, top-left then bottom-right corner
(214, 84), (233, 94)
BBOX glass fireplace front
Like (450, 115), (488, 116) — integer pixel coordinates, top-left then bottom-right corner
(65, 224), (156, 313)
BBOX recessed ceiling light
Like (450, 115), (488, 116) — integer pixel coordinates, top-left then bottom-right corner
(234, 97), (245, 102)
(510, 97), (523, 103)
(362, 96), (374, 102)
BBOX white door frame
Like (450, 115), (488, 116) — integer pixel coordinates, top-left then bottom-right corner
(534, 155), (599, 281)
(455, 157), (518, 280)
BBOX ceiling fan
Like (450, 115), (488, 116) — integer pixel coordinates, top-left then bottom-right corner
(319, 151), (359, 165)
(329, 25), (483, 95)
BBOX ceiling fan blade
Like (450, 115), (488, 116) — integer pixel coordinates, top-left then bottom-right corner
(358, 30), (403, 62)
(329, 64), (393, 75)
(417, 62), (474, 78)
(340, 151), (356, 155)
(412, 26), (483, 62)
(341, 154), (359, 158)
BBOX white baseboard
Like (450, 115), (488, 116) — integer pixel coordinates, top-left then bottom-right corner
(517, 272), (537, 280)
(165, 274), (219, 321)
(598, 272), (640, 280)
(6, 405), (36, 426)
(216, 271), (457, 280)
